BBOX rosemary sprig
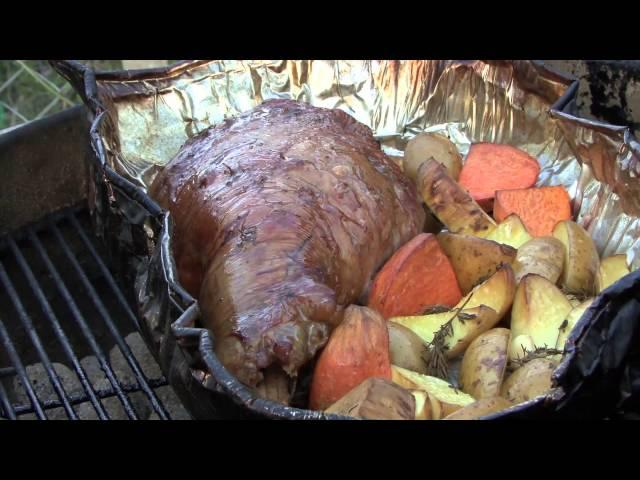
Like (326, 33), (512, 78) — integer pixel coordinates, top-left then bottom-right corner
(421, 293), (475, 380)
(562, 288), (590, 304)
(421, 304), (451, 315)
(508, 344), (566, 371)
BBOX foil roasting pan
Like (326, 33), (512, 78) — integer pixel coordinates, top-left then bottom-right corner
(52, 60), (640, 419)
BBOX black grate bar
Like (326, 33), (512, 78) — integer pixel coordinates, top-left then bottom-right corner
(0, 317), (47, 419)
(30, 228), (139, 420)
(49, 221), (170, 420)
(15, 231), (110, 420)
(0, 261), (78, 419)
(0, 367), (16, 378)
(67, 212), (139, 327)
(10, 377), (168, 416)
(0, 379), (17, 420)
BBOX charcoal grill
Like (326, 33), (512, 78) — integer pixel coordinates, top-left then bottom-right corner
(0, 107), (191, 420)
(3, 60), (640, 421)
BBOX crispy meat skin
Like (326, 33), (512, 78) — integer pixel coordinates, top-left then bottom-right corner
(149, 99), (424, 386)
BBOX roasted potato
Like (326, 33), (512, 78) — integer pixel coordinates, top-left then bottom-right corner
(485, 214), (533, 249)
(391, 265), (516, 359)
(410, 390), (431, 420)
(513, 236), (566, 284)
(387, 322), (428, 374)
(456, 264), (517, 320)
(555, 298), (594, 350)
(404, 132), (462, 182)
(390, 306), (499, 359)
(325, 378), (416, 420)
(436, 232), (517, 294)
(552, 220), (600, 295)
(501, 358), (557, 405)
(459, 328), (511, 399)
(596, 254), (631, 293)
(508, 334), (535, 363)
(510, 274), (573, 359)
(417, 159), (497, 238)
(443, 397), (513, 420)
(391, 366), (475, 417)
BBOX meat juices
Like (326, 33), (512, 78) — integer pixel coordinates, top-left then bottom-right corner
(150, 99), (425, 390)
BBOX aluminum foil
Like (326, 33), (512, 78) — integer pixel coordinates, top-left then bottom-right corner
(51, 60), (640, 419)
(79, 60), (639, 269)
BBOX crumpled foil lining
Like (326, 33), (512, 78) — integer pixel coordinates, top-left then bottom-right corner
(87, 60), (640, 269)
(51, 60), (640, 419)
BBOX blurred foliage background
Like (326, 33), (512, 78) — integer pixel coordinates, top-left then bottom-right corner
(0, 61), (172, 131)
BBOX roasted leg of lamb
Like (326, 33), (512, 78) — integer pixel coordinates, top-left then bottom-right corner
(150, 99), (424, 396)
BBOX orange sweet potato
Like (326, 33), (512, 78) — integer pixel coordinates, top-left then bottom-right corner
(309, 306), (391, 411)
(493, 186), (572, 237)
(458, 143), (541, 211)
(367, 233), (463, 318)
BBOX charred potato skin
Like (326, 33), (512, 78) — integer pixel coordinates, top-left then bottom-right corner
(418, 159), (497, 238)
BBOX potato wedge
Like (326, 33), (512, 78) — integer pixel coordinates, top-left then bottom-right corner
(508, 334), (535, 362)
(555, 298), (594, 350)
(390, 306), (499, 359)
(501, 358), (557, 405)
(460, 328), (511, 399)
(387, 322), (428, 374)
(510, 274), (573, 355)
(409, 389), (449, 420)
(443, 397), (513, 420)
(552, 220), (600, 295)
(325, 378), (416, 420)
(485, 214), (533, 249)
(404, 132), (462, 182)
(391, 366), (475, 417)
(410, 390), (431, 420)
(436, 232), (517, 294)
(456, 264), (517, 320)
(390, 265), (516, 358)
(417, 159), (496, 238)
(513, 236), (565, 284)
(596, 254), (631, 293)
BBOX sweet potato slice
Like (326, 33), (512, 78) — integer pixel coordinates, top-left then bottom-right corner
(458, 143), (540, 211)
(368, 233), (462, 318)
(309, 306), (391, 411)
(493, 186), (571, 237)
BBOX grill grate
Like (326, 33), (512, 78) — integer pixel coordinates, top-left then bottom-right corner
(0, 206), (189, 420)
